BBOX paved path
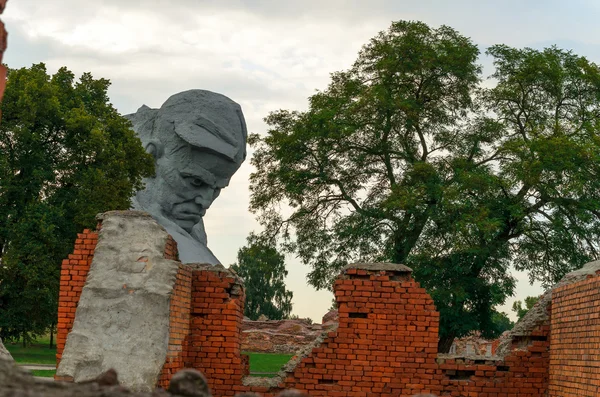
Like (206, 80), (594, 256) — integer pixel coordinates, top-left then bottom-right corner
(19, 364), (55, 382)
(21, 364), (55, 371)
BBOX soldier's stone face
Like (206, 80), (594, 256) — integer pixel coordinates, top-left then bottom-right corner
(131, 90), (247, 238)
(151, 138), (237, 233)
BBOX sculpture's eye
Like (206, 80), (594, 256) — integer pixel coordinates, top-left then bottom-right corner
(190, 178), (204, 187)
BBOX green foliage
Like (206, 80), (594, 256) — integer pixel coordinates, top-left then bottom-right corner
(490, 311), (514, 334)
(231, 234), (293, 320)
(249, 20), (600, 351)
(512, 296), (540, 320)
(0, 63), (154, 343)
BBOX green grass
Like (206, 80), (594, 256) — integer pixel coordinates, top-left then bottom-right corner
(31, 369), (56, 378)
(4, 335), (57, 365)
(244, 352), (294, 376)
(4, 336), (292, 378)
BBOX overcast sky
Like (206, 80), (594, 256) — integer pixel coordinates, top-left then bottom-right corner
(6, 0), (600, 322)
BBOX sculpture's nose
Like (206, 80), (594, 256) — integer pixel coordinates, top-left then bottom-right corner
(194, 186), (218, 207)
(194, 194), (209, 206)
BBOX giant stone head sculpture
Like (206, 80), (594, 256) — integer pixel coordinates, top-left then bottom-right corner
(126, 89), (247, 264)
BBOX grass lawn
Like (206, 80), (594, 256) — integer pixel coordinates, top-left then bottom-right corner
(31, 369), (56, 378)
(4, 335), (57, 365)
(4, 335), (292, 378)
(244, 352), (294, 376)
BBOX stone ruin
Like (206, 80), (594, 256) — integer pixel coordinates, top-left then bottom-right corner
(240, 310), (339, 355)
(54, 209), (600, 396)
(241, 318), (327, 354)
(56, 211), (181, 390)
(240, 311), (501, 358)
(0, 339), (12, 361)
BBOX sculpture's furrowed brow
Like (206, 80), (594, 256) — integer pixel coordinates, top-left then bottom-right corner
(180, 167), (216, 187)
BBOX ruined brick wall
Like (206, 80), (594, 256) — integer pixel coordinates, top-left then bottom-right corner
(187, 267), (247, 396)
(233, 264), (549, 397)
(59, 230), (552, 396)
(241, 319), (325, 353)
(450, 332), (500, 357)
(157, 264), (192, 389)
(235, 265), (440, 397)
(437, 321), (549, 396)
(63, 218), (600, 397)
(56, 229), (98, 368)
(548, 271), (600, 396)
(264, 265), (439, 396)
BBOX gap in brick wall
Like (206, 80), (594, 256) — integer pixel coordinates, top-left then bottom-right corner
(318, 379), (337, 385)
(348, 312), (368, 319)
(446, 370), (476, 380)
(497, 366), (509, 372)
(512, 335), (547, 348)
(389, 273), (411, 281)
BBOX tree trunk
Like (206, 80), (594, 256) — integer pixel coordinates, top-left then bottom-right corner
(438, 333), (455, 353)
(391, 210), (434, 264)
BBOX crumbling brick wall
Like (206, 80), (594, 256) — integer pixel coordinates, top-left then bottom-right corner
(548, 270), (600, 396)
(241, 318), (326, 354)
(157, 264), (192, 389)
(58, 231), (552, 396)
(63, 216), (600, 397)
(187, 266), (247, 395)
(233, 264), (549, 397)
(255, 264), (440, 396)
(437, 322), (549, 396)
(56, 229), (98, 368)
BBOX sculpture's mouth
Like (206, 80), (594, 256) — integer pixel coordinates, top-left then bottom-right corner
(172, 202), (206, 223)
(178, 209), (206, 217)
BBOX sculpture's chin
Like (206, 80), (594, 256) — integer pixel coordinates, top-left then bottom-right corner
(176, 218), (201, 233)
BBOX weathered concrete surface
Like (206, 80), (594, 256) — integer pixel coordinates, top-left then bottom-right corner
(0, 338), (12, 361)
(0, 361), (210, 397)
(56, 211), (180, 391)
(126, 90), (248, 265)
(342, 262), (412, 273)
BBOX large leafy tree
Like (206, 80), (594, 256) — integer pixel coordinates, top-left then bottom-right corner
(231, 234), (293, 320)
(0, 63), (154, 343)
(249, 21), (600, 351)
